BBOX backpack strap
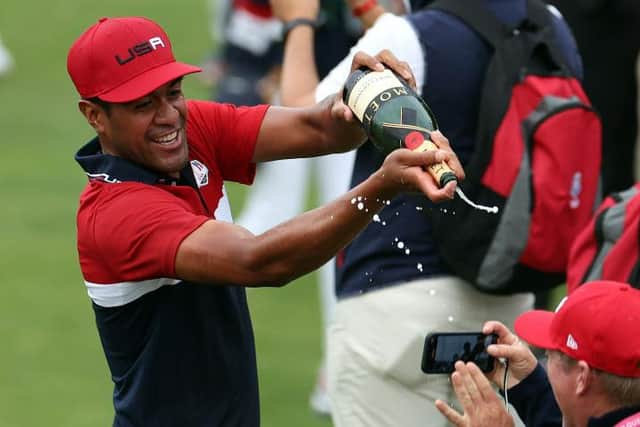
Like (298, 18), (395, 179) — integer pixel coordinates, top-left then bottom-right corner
(525, 0), (551, 29)
(524, 0), (572, 74)
(429, 0), (570, 73)
(428, 0), (509, 48)
(581, 186), (640, 287)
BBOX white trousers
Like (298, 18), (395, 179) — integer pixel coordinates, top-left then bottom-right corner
(327, 276), (534, 427)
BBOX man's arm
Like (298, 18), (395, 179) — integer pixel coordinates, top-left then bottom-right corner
(250, 93), (365, 162)
(253, 0), (364, 161)
(176, 132), (462, 286)
(268, 0), (320, 107)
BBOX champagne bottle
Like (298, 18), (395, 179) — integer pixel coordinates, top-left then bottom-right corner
(343, 67), (457, 187)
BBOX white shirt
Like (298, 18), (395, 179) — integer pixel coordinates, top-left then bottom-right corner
(315, 13), (425, 101)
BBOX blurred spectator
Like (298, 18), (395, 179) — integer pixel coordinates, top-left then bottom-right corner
(203, 0), (282, 105)
(271, 0), (582, 425)
(203, 0), (362, 416)
(548, 0), (640, 196)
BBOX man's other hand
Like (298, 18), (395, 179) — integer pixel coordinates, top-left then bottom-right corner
(435, 361), (515, 427)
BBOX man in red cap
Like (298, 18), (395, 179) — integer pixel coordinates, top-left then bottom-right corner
(435, 280), (640, 427)
(67, 16), (463, 426)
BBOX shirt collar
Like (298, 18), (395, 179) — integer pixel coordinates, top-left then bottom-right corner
(588, 405), (640, 427)
(75, 137), (193, 186)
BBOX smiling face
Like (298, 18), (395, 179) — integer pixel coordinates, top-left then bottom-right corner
(81, 78), (189, 177)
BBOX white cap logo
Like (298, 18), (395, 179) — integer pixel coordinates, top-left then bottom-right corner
(566, 334), (578, 350)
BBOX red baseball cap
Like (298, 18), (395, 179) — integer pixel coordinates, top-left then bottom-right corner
(67, 16), (201, 103)
(515, 281), (640, 378)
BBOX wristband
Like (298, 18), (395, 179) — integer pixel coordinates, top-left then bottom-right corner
(352, 0), (378, 17)
(281, 18), (319, 41)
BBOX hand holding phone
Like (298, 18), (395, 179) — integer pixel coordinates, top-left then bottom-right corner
(421, 332), (498, 374)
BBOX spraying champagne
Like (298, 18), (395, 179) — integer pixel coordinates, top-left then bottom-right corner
(343, 66), (497, 214)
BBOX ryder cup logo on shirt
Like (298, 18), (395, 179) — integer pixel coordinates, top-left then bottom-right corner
(190, 160), (209, 188)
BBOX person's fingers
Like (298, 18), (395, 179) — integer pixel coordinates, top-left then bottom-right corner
(374, 49), (414, 84)
(483, 321), (518, 345)
(487, 343), (521, 359)
(467, 362), (499, 402)
(485, 340), (537, 387)
(383, 149), (459, 201)
(393, 149), (456, 200)
(351, 51), (385, 72)
(404, 167), (444, 200)
(403, 166), (455, 201)
(434, 399), (466, 427)
(331, 95), (355, 122)
(397, 61), (416, 90)
(457, 362), (483, 407)
(396, 147), (453, 167)
(441, 180), (457, 199)
(429, 130), (451, 149)
(451, 370), (474, 410)
(429, 130), (465, 180)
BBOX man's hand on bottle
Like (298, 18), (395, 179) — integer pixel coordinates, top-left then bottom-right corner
(375, 131), (464, 202)
(332, 49), (418, 123)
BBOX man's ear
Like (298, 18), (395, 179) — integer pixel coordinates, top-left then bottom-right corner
(78, 100), (106, 134)
(575, 360), (594, 396)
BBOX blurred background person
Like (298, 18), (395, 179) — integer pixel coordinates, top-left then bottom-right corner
(547, 0), (640, 196)
(271, 0), (581, 425)
(530, 0), (640, 312)
(202, 0), (282, 105)
(202, 0), (363, 416)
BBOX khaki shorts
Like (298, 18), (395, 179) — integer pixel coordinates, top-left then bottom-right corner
(327, 276), (534, 427)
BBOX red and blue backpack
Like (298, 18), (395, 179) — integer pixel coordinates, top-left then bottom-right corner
(428, 0), (602, 294)
(567, 183), (640, 294)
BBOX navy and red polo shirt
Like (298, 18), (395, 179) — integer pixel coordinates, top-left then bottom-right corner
(75, 100), (268, 426)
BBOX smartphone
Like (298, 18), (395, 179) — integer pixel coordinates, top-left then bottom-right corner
(421, 332), (498, 374)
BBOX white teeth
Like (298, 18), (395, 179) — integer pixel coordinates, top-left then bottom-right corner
(155, 130), (178, 144)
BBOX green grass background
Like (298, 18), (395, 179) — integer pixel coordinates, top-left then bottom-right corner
(0, 1), (331, 425)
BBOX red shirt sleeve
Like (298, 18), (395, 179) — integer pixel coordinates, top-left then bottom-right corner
(186, 100), (269, 185)
(78, 183), (209, 284)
